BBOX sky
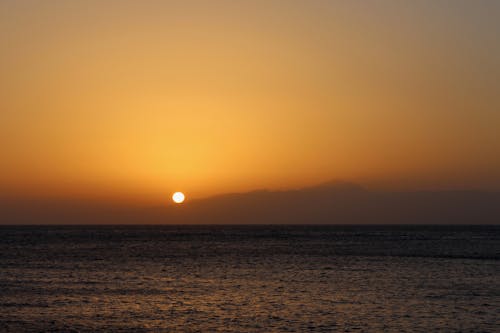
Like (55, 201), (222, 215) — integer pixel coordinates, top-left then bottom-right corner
(1, 0), (500, 204)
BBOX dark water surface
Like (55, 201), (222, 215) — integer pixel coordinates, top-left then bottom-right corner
(1, 225), (499, 332)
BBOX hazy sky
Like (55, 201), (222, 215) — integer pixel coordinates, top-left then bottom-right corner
(1, 0), (499, 203)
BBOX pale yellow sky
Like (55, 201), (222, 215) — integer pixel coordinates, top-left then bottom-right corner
(1, 0), (499, 203)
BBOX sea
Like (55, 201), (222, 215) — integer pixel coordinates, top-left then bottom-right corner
(0, 225), (499, 332)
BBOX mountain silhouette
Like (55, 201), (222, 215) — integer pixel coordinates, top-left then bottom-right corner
(169, 181), (500, 224)
(1, 181), (500, 224)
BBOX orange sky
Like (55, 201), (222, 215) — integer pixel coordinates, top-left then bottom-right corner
(1, 1), (500, 204)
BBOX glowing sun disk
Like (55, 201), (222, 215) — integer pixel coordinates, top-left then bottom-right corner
(172, 192), (185, 204)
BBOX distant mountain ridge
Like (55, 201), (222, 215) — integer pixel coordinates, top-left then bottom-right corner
(168, 181), (500, 225)
(1, 181), (500, 224)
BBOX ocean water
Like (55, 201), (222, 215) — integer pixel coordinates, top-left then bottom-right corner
(0, 225), (499, 332)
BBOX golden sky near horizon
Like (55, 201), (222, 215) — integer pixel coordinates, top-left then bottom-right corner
(1, 0), (500, 203)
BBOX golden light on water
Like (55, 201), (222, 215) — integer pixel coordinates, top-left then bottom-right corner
(172, 192), (185, 204)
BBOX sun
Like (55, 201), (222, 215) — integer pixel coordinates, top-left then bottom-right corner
(172, 192), (185, 204)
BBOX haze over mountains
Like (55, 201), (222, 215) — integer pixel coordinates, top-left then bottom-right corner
(2, 181), (499, 225)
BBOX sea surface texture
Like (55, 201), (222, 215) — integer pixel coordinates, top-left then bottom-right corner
(0, 225), (499, 332)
